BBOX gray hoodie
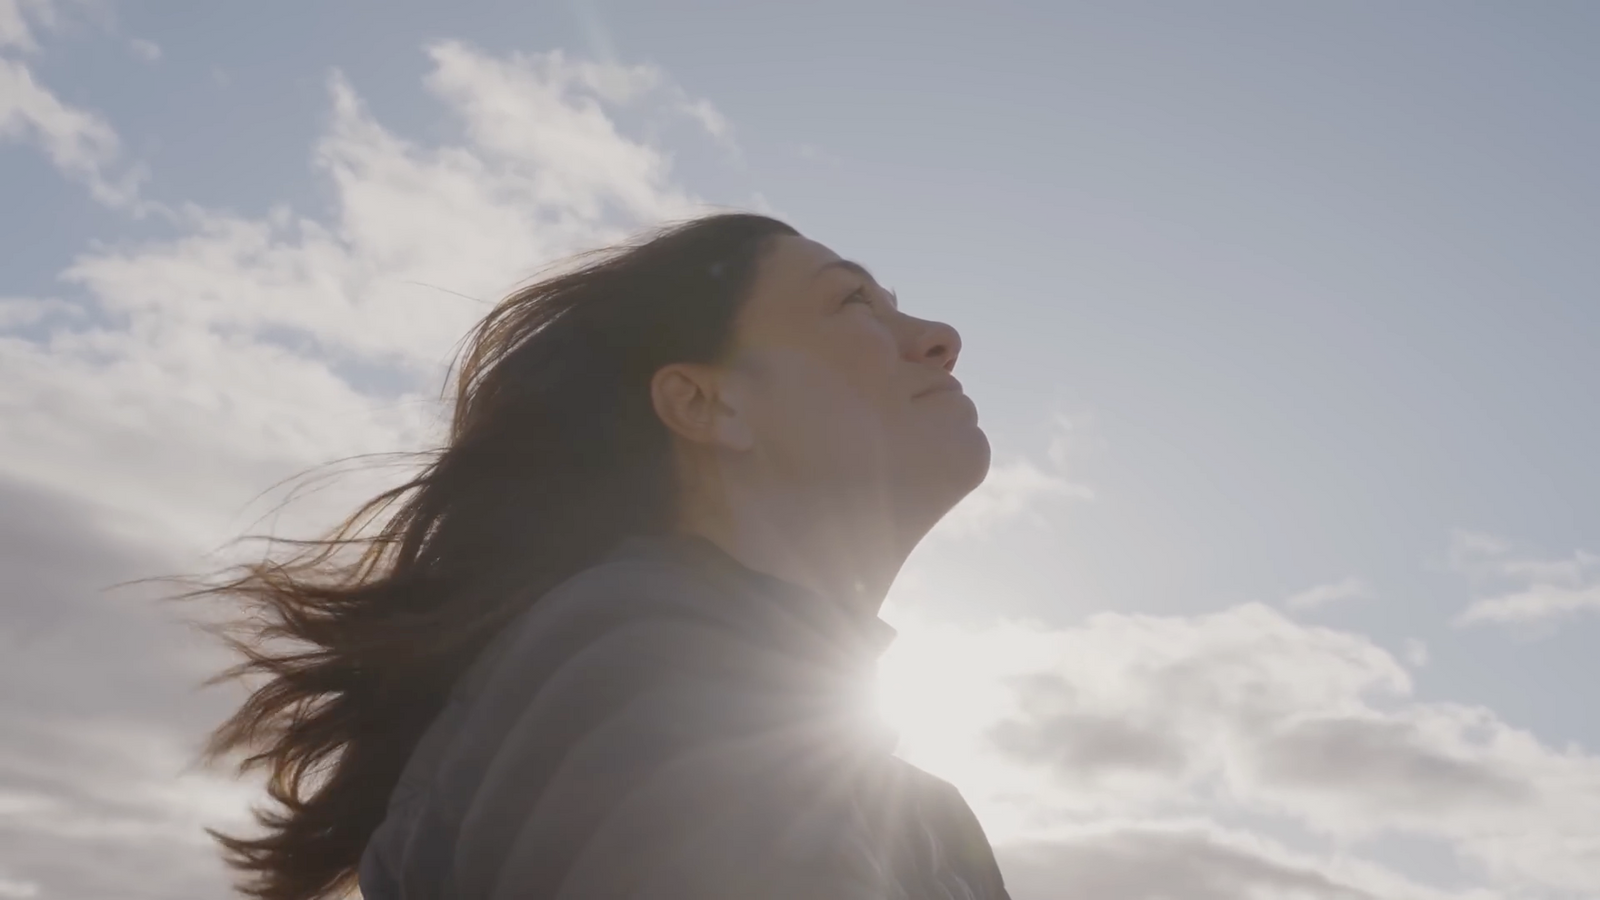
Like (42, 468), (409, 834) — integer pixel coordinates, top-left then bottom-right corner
(358, 534), (1010, 900)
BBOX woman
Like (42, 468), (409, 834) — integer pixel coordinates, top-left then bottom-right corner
(200, 212), (1007, 899)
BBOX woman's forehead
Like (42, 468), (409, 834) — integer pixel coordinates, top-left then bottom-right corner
(760, 235), (843, 279)
(753, 236), (888, 303)
(733, 237), (847, 334)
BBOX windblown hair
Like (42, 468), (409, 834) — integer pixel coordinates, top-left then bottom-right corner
(192, 212), (799, 900)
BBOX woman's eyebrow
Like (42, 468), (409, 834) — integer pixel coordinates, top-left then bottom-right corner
(814, 259), (897, 309)
(813, 259), (876, 282)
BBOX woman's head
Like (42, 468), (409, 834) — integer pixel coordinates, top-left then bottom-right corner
(654, 232), (989, 578)
(195, 212), (986, 900)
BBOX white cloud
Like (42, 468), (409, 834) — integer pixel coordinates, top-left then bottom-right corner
(1285, 576), (1371, 611)
(1450, 531), (1600, 627)
(127, 36), (159, 62)
(0, 0), (51, 51)
(1404, 637), (1430, 668)
(934, 416), (1096, 539)
(0, 475), (251, 897)
(0, 55), (144, 206)
(422, 42), (699, 223)
(1450, 531), (1600, 586)
(1, 0), (147, 205)
(999, 821), (1496, 900)
(0, 297), (80, 328)
(936, 457), (1094, 538)
(881, 602), (1600, 896)
(1045, 411), (1104, 468)
(677, 95), (732, 143)
(1, 42), (722, 550)
(1459, 582), (1600, 627)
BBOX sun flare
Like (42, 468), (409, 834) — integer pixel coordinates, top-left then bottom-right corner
(871, 616), (1058, 842)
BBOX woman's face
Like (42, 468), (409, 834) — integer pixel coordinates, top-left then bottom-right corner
(720, 235), (991, 530)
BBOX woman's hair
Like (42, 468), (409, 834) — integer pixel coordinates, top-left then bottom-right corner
(192, 212), (799, 900)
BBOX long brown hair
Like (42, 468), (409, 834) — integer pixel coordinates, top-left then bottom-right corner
(192, 212), (799, 900)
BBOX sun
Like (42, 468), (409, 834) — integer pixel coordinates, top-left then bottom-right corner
(875, 621), (1026, 751)
(876, 629), (1003, 757)
(871, 616), (1053, 842)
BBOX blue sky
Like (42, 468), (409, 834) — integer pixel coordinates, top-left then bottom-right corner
(3, 2), (1598, 898)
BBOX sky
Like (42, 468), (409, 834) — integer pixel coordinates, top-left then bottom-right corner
(2, 1), (1598, 898)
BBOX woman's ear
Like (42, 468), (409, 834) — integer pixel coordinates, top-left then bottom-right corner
(650, 363), (754, 452)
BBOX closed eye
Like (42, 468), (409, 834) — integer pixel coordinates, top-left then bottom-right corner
(842, 285), (872, 307)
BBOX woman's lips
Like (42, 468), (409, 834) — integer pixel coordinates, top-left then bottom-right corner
(914, 375), (964, 399)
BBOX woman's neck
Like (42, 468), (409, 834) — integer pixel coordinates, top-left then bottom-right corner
(675, 480), (908, 616)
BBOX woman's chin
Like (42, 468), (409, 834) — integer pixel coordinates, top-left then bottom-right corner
(957, 421), (992, 489)
(932, 423), (992, 501)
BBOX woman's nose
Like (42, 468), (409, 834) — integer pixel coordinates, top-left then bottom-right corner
(906, 317), (962, 372)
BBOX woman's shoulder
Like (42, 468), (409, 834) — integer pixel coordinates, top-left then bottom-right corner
(459, 543), (799, 728)
(397, 552), (710, 748)
(387, 550), (763, 812)
(366, 549), (763, 894)
(499, 548), (741, 664)
(523, 550), (708, 631)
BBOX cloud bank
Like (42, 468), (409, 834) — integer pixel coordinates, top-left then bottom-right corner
(881, 602), (1600, 897)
